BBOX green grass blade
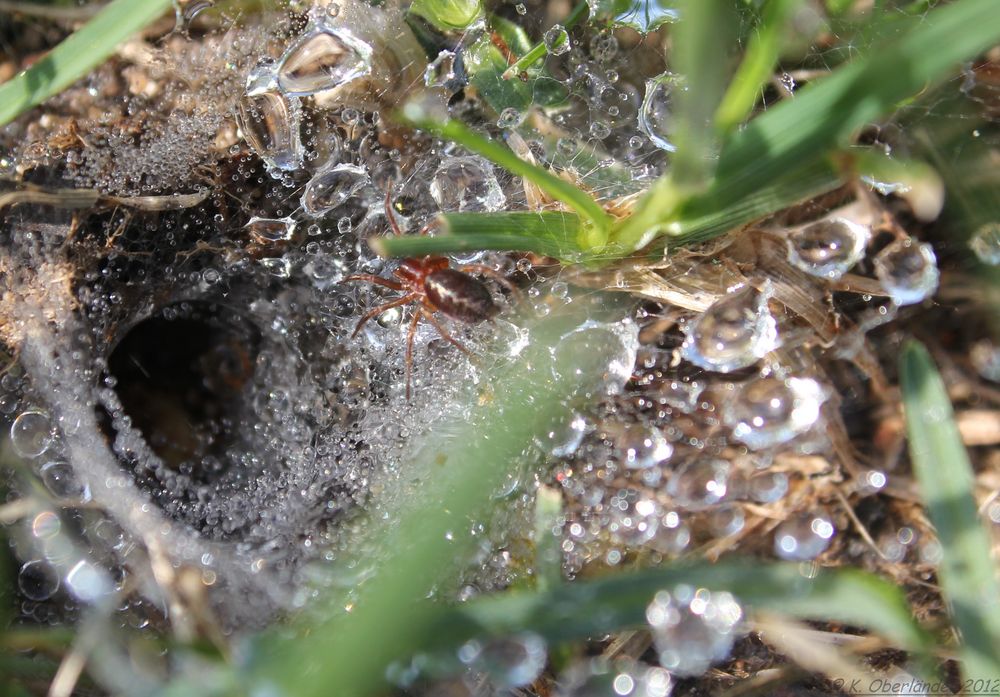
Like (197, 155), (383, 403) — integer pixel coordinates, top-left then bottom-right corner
(371, 211), (584, 259)
(715, 0), (804, 133)
(709, 0), (1000, 208)
(900, 341), (1000, 680)
(417, 561), (936, 673)
(501, 0), (589, 80)
(668, 0), (737, 190)
(617, 0), (1000, 255)
(0, 0), (173, 127)
(401, 107), (611, 239)
(532, 485), (564, 594)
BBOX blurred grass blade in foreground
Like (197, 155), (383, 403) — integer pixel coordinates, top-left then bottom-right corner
(900, 341), (1000, 681)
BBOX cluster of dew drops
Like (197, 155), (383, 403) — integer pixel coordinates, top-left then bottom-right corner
(3, 1), (1000, 693)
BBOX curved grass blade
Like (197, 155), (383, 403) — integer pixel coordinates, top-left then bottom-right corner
(668, 0), (736, 191)
(423, 561), (936, 667)
(501, 0), (589, 80)
(616, 0), (1000, 254)
(401, 107), (612, 239)
(715, 0), (804, 134)
(372, 211), (585, 259)
(708, 0), (1000, 208)
(900, 341), (1000, 681)
(0, 0), (173, 127)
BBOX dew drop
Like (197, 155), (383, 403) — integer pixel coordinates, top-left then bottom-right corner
(245, 216), (297, 243)
(638, 72), (683, 152)
(18, 559), (60, 601)
(536, 413), (587, 457)
(302, 163), (370, 217)
(722, 376), (827, 450)
(786, 217), (869, 279)
(680, 283), (778, 373)
(873, 239), (939, 306)
(552, 320), (639, 398)
(497, 107), (524, 129)
(746, 471), (788, 504)
(236, 65), (303, 172)
(619, 424), (672, 469)
(544, 24), (571, 56)
(645, 586), (742, 677)
(11, 409), (54, 458)
(40, 460), (91, 502)
(666, 458), (729, 510)
(458, 633), (547, 688)
(429, 157), (505, 213)
(277, 25), (374, 96)
(969, 222), (1000, 265)
(773, 511), (835, 560)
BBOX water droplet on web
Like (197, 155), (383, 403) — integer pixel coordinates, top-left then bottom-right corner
(458, 633), (547, 687)
(558, 659), (673, 697)
(969, 222), (1000, 265)
(589, 121), (611, 140)
(515, 3), (527, 14)
(971, 340), (1000, 383)
(18, 559), (60, 601)
(277, 24), (374, 96)
(552, 319), (639, 398)
(245, 216), (297, 243)
(237, 65), (303, 172)
(259, 258), (291, 278)
(646, 586), (743, 676)
(786, 217), (869, 279)
(11, 409), (54, 458)
(497, 107), (524, 130)
(40, 460), (91, 502)
(639, 72), (683, 152)
(606, 488), (660, 546)
(544, 24), (571, 56)
(746, 471), (788, 503)
(619, 424), (672, 469)
(774, 511), (835, 560)
(65, 559), (112, 602)
(874, 239), (939, 306)
(680, 283), (778, 373)
(708, 505), (745, 537)
(666, 458), (729, 510)
(589, 32), (618, 61)
(536, 413), (587, 457)
(722, 376), (827, 450)
(430, 157), (505, 213)
(31, 511), (60, 540)
(302, 163), (370, 217)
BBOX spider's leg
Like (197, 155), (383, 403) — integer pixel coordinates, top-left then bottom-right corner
(343, 274), (404, 291)
(384, 187), (405, 237)
(420, 307), (473, 357)
(351, 293), (419, 338)
(405, 308), (421, 400)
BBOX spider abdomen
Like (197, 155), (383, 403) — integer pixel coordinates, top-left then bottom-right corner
(424, 268), (500, 323)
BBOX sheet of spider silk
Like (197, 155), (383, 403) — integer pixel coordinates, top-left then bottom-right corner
(249, 291), (639, 697)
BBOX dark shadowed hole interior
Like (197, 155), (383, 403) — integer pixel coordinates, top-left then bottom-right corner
(107, 302), (262, 480)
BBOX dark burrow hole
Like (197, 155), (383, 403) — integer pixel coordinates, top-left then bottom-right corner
(106, 301), (262, 482)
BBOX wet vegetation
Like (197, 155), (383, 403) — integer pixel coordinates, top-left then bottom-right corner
(1, 0), (1000, 695)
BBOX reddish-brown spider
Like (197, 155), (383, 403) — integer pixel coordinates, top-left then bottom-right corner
(344, 191), (515, 398)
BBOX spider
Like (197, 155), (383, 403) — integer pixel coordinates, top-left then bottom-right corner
(344, 191), (516, 398)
